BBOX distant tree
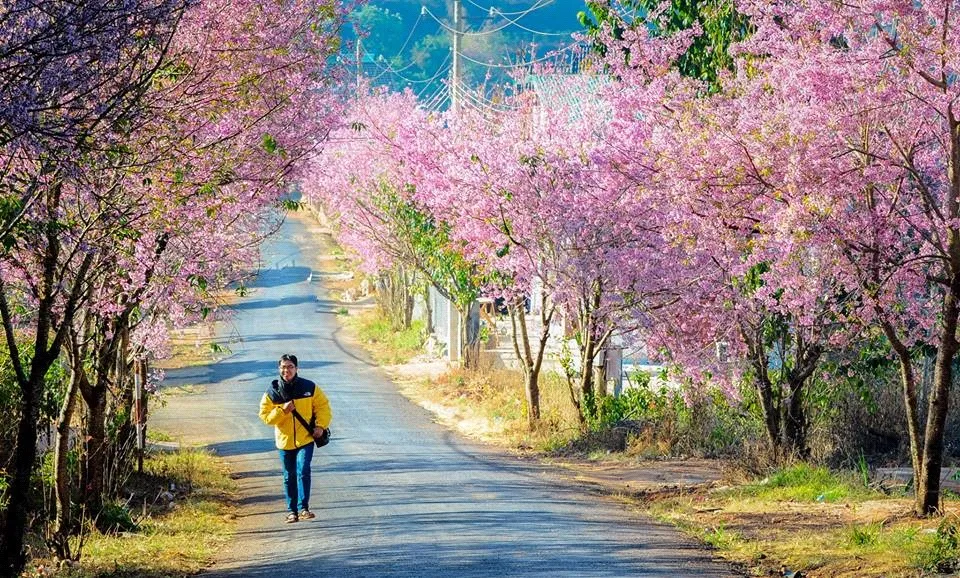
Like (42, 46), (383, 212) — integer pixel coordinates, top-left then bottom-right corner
(580, 0), (749, 90)
(353, 5), (404, 61)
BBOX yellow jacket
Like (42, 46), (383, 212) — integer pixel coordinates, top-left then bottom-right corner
(259, 377), (332, 450)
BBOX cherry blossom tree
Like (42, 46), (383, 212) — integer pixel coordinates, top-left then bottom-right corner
(725, 0), (960, 516)
(0, 0), (347, 570)
(600, 0), (960, 514)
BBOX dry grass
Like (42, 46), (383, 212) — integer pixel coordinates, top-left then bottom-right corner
(643, 468), (960, 577)
(26, 448), (236, 578)
(386, 361), (583, 452)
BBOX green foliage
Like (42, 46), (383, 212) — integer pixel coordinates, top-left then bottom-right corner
(187, 274), (208, 292)
(0, 335), (67, 437)
(279, 198), (303, 212)
(355, 312), (426, 364)
(736, 463), (881, 503)
(377, 186), (482, 313)
(146, 429), (174, 443)
(581, 0), (750, 91)
(0, 472), (8, 510)
(703, 525), (739, 550)
(582, 371), (763, 457)
(912, 516), (960, 573)
(586, 372), (686, 431)
(816, 331), (896, 417)
(208, 342), (231, 356)
(352, 5), (404, 62)
(261, 133), (287, 157)
(0, 194), (26, 252)
(847, 523), (883, 547)
(855, 452), (870, 487)
(96, 500), (139, 534)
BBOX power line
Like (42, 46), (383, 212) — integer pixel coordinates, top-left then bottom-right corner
(493, 18), (574, 37)
(422, 4), (560, 37)
(394, 53), (452, 86)
(463, 0), (553, 17)
(419, 84), (445, 106)
(362, 39), (424, 82)
(456, 40), (586, 69)
(455, 80), (516, 113)
(416, 61), (452, 99)
(392, 10), (425, 60)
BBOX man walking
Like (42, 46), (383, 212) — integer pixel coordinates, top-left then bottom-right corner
(259, 354), (332, 523)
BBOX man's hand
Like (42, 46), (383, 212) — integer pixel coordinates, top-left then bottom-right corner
(282, 401), (295, 414)
(313, 426), (325, 439)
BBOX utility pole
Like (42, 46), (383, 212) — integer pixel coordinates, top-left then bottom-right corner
(451, 0), (462, 112)
(356, 39), (363, 92)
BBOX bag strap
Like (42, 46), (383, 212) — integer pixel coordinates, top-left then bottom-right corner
(291, 408), (313, 432)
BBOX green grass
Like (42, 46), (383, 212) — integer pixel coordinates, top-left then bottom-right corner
(846, 523), (883, 547)
(703, 525), (741, 550)
(911, 515), (960, 573)
(351, 311), (426, 364)
(34, 448), (236, 578)
(642, 465), (960, 577)
(146, 429), (174, 443)
(731, 463), (882, 503)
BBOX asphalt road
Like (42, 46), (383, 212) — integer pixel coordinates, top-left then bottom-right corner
(151, 213), (742, 578)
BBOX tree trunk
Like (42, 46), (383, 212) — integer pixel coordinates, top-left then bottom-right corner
(376, 269), (411, 331)
(459, 301), (480, 369)
(403, 285), (414, 329)
(782, 379), (806, 458)
(754, 371), (781, 455)
(579, 325), (597, 416)
(0, 371), (45, 574)
(0, 219), (91, 575)
(80, 382), (108, 514)
(782, 340), (821, 459)
(743, 323), (781, 456)
(918, 282), (960, 515)
(509, 298), (552, 426)
(52, 362), (84, 557)
(577, 281), (605, 421)
(423, 285), (434, 334)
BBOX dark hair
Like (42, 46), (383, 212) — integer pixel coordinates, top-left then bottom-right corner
(279, 354), (298, 367)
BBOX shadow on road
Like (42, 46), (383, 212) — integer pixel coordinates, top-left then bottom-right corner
(250, 266), (313, 288)
(207, 438), (277, 457)
(329, 325), (376, 367)
(231, 294), (317, 312)
(238, 333), (322, 344)
(165, 359), (340, 386)
(206, 525), (718, 577)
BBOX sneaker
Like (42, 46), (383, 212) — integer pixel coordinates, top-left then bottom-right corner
(299, 509), (316, 520)
(285, 512), (299, 523)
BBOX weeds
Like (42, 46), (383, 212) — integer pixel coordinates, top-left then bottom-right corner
(146, 430), (173, 443)
(351, 311), (425, 364)
(703, 525), (740, 550)
(912, 515), (960, 573)
(734, 463), (882, 503)
(28, 447), (235, 578)
(846, 522), (882, 547)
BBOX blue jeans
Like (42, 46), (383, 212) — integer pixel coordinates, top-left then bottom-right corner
(279, 443), (314, 513)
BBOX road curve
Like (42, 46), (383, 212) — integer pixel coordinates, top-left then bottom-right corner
(151, 213), (742, 578)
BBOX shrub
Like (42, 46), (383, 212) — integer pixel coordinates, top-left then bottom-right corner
(912, 515), (960, 573)
(95, 500), (139, 534)
(583, 372), (765, 458)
